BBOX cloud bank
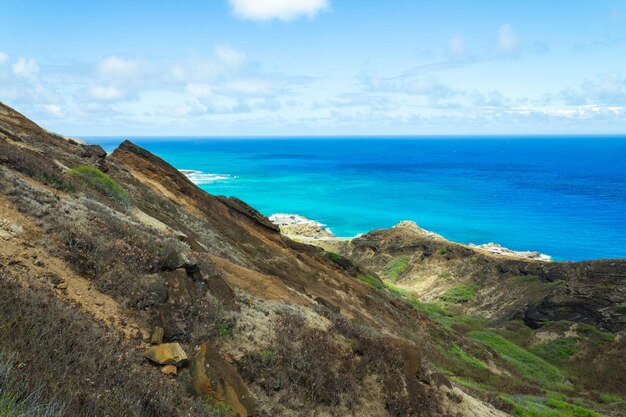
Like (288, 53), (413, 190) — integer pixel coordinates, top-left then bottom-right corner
(229, 0), (329, 21)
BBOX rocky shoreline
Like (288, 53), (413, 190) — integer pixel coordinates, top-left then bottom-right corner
(269, 214), (552, 261)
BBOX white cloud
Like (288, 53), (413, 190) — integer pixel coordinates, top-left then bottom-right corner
(97, 56), (140, 78)
(229, 0), (329, 21)
(447, 35), (465, 56)
(43, 104), (64, 117)
(89, 85), (124, 100)
(12, 57), (39, 78)
(214, 45), (246, 67)
(0, 52), (8, 64)
(225, 79), (271, 94)
(498, 23), (519, 53)
(186, 83), (214, 98)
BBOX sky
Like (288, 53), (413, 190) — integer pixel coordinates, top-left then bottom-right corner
(1, 0), (625, 136)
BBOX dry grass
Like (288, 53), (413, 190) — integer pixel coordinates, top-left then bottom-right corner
(0, 270), (206, 417)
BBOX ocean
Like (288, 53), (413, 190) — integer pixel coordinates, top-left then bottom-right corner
(89, 136), (626, 261)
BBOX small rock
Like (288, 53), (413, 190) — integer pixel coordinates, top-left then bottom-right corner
(143, 343), (187, 366)
(33, 259), (44, 267)
(48, 275), (64, 286)
(161, 364), (177, 376)
(56, 283), (68, 290)
(9, 223), (23, 234)
(151, 326), (164, 345)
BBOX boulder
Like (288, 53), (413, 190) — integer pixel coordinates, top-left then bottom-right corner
(181, 342), (256, 417)
(159, 251), (190, 271)
(143, 343), (187, 366)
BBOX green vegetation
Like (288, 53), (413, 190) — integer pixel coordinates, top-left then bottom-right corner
(216, 323), (233, 336)
(0, 353), (64, 417)
(530, 337), (579, 366)
(203, 401), (233, 417)
(326, 251), (341, 262)
(468, 331), (568, 391)
(449, 344), (487, 370)
(438, 245), (448, 255)
(357, 274), (385, 289)
(544, 280), (567, 290)
(439, 283), (478, 304)
(503, 394), (602, 417)
(576, 324), (615, 343)
(69, 165), (130, 206)
(598, 392), (626, 404)
(511, 274), (541, 285)
(41, 172), (76, 193)
(382, 256), (408, 280)
(438, 271), (451, 280)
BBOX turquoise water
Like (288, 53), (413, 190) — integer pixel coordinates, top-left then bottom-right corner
(89, 137), (626, 261)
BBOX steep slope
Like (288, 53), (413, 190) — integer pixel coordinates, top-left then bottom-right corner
(1, 102), (514, 417)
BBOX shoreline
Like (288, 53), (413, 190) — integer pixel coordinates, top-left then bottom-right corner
(269, 213), (552, 262)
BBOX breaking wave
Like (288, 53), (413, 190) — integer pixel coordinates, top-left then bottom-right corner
(179, 169), (235, 184)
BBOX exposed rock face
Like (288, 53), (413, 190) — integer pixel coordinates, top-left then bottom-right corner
(143, 343), (188, 366)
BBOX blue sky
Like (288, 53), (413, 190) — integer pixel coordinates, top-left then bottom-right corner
(1, 0), (625, 135)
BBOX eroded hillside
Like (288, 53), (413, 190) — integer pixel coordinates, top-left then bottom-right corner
(0, 101), (624, 417)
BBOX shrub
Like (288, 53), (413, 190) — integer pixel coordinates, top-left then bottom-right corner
(0, 271), (204, 417)
(326, 251), (341, 262)
(241, 309), (422, 416)
(69, 165), (130, 206)
(438, 245), (448, 255)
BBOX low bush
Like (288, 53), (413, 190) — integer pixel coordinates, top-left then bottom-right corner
(69, 165), (130, 206)
(0, 271), (204, 417)
(241, 309), (422, 416)
(326, 251), (341, 262)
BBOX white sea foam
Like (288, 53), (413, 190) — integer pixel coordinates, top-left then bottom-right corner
(180, 169), (234, 184)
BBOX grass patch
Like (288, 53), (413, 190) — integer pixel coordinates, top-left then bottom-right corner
(41, 172), (76, 193)
(439, 283), (478, 304)
(326, 252), (341, 262)
(576, 324), (615, 343)
(0, 352), (65, 417)
(357, 274), (385, 289)
(544, 280), (567, 290)
(530, 337), (579, 366)
(449, 344), (487, 370)
(69, 165), (130, 206)
(468, 331), (569, 391)
(382, 256), (408, 280)
(383, 281), (414, 297)
(438, 245), (448, 255)
(216, 323), (233, 336)
(503, 394), (602, 417)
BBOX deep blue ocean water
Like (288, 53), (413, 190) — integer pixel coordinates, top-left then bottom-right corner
(88, 137), (626, 261)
